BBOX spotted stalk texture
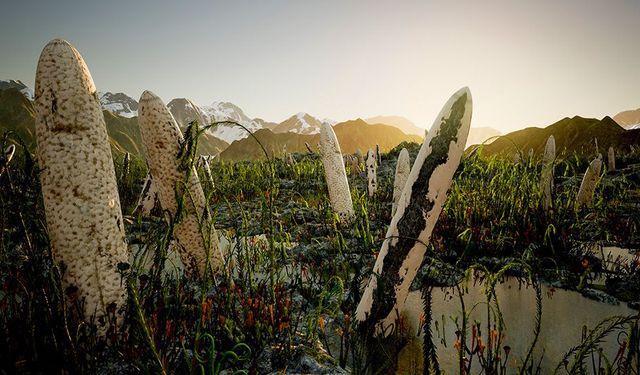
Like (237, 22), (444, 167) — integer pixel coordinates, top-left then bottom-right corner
(34, 39), (128, 323)
(138, 90), (223, 276)
(320, 122), (354, 220)
(392, 148), (411, 217)
(366, 149), (377, 197)
(576, 156), (602, 208)
(355, 87), (472, 336)
(608, 146), (615, 171)
(540, 135), (555, 213)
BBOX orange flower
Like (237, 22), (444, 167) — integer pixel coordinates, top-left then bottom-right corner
(318, 316), (326, 333)
(477, 337), (485, 354)
(454, 339), (462, 352)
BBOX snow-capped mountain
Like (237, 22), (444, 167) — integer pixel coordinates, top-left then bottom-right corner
(167, 99), (266, 143)
(613, 108), (640, 129)
(98, 92), (138, 118)
(272, 112), (323, 135)
(0, 80), (34, 100)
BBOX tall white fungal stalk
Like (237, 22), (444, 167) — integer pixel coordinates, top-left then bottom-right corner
(200, 155), (215, 191)
(540, 135), (556, 212)
(576, 156), (602, 208)
(1, 144), (15, 176)
(608, 146), (615, 171)
(133, 172), (159, 216)
(320, 122), (354, 220)
(138, 90), (223, 276)
(392, 148), (411, 217)
(366, 149), (377, 197)
(355, 87), (472, 335)
(34, 39), (128, 323)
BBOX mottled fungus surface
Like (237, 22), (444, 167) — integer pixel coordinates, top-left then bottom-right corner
(355, 87), (472, 335)
(138, 90), (223, 276)
(320, 122), (354, 220)
(366, 149), (377, 197)
(608, 146), (616, 171)
(576, 156), (602, 208)
(34, 39), (129, 323)
(392, 148), (411, 217)
(540, 135), (555, 213)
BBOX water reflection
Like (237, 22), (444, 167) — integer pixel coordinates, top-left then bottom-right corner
(398, 278), (637, 373)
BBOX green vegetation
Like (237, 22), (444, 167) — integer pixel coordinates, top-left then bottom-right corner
(1, 126), (639, 374)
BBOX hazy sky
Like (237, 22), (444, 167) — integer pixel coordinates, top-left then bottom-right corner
(1, 0), (638, 132)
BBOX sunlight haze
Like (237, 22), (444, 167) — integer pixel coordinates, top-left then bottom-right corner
(1, 0), (638, 133)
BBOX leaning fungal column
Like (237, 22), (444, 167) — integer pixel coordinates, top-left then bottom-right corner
(320, 122), (354, 220)
(540, 135), (555, 213)
(33, 39), (128, 322)
(392, 148), (411, 217)
(576, 156), (602, 208)
(355, 87), (472, 335)
(138, 90), (223, 276)
(608, 146), (615, 171)
(366, 149), (377, 197)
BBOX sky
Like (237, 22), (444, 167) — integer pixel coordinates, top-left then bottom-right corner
(0, 0), (638, 133)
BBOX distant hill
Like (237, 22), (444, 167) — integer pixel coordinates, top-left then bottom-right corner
(365, 115), (424, 136)
(613, 108), (640, 129)
(480, 116), (640, 157)
(0, 88), (227, 157)
(220, 118), (422, 161)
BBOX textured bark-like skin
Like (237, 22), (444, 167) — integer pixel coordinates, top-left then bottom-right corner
(138, 91), (223, 276)
(392, 148), (411, 217)
(540, 135), (555, 212)
(576, 157), (602, 208)
(34, 39), (128, 321)
(1, 144), (15, 176)
(133, 172), (159, 216)
(608, 146), (616, 171)
(366, 149), (377, 197)
(320, 122), (354, 220)
(355, 87), (472, 335)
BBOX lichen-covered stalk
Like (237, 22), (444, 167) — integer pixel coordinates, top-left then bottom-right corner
(1, 144), (15, 176)
(34, 39), (128, 322)
(320, 122), (354, 220)
(540, 135), (555, 212)
(608, 146), (615, 171)
(355, 87), (472, 335)
(392, 148), (411, 216)
(366, 149), (377, 197)
(576, 156), (602, 208)
(133, 172), (158, 216)
(138, 91), (223, 276)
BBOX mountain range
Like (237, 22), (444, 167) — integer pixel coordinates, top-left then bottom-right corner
(480, 116), (640, 157)
(3, 79), (638, 162)
(0, 81), (422, 159)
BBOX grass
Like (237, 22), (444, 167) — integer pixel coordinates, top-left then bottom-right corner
(1, 128), (639, 374)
